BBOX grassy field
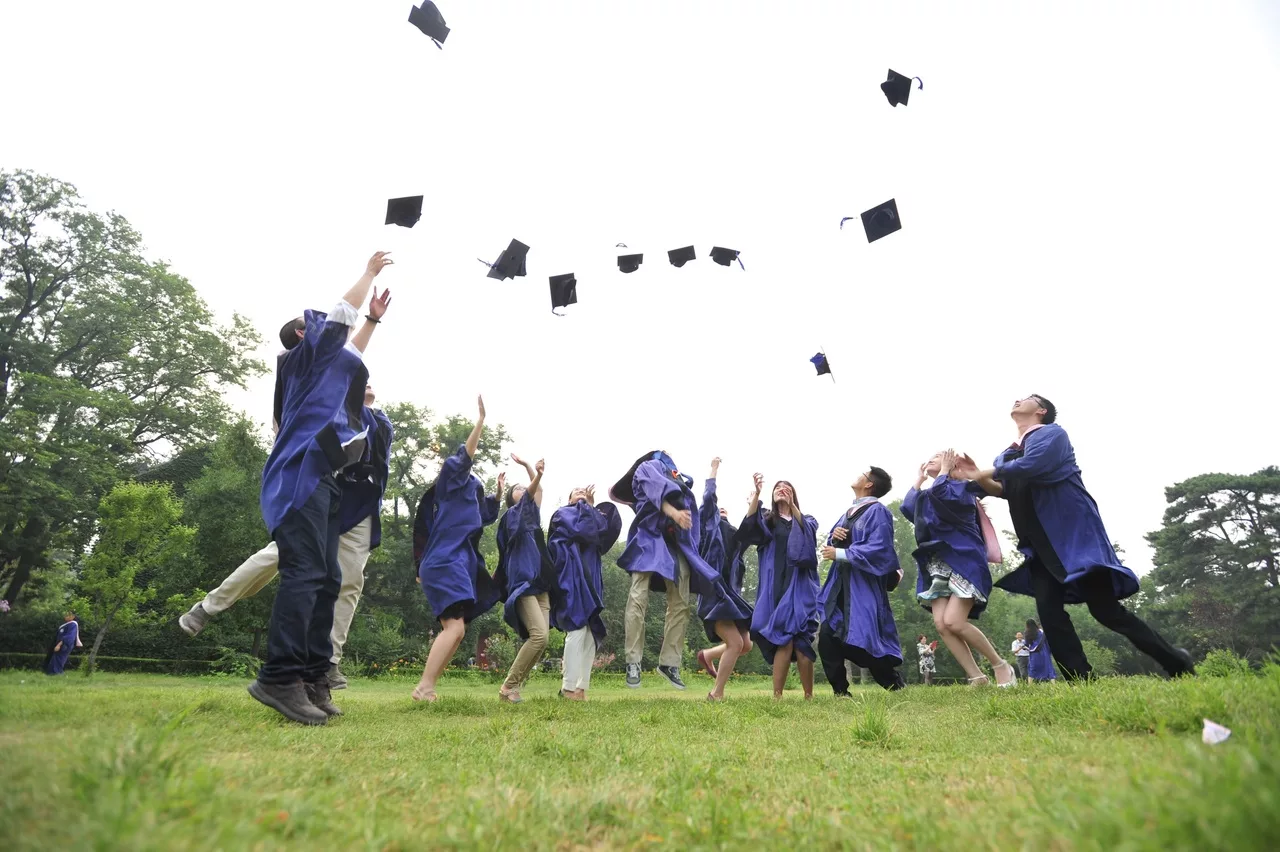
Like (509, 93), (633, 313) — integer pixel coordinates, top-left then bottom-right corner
(3, 666), (1279, 851)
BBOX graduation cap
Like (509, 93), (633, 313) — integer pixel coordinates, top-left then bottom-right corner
(408, 2), (449, 47)
(481, 239), (529, 280)
(549, 273), (577, 316)
(860, 199), (902, 243)
(668, 246), (696, 267)
(617, 253), (643, 274)
(811, 350), (835, 383)
(709, 246), (744, 269)
(881, 69), (922, 107)
(385, 195), (423, 228)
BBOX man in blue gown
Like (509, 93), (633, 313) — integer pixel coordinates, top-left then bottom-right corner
(43, 612), (81, 675)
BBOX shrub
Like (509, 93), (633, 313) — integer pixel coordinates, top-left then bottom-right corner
(1198, 648), (1253, 678)
(484, 633), (517, 673)
(210, 646), (259, 679)
(1080, 639), (1118, 676)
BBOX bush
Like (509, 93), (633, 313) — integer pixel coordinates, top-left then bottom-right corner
(345, 610), (407, 671)
(1198, 648), (1253, 678)
(210, 646), (259, 678)
(484, 633), (517, 673)
(1080, 639), (1117, 676)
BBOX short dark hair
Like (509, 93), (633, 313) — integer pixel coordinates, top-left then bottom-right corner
(278, 317), (306, 351)
(1031, 394), (1057, 424)
(505, 484), (519, 508)
(867, 466), (892, 498)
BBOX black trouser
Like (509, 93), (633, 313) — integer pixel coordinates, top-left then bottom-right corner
(818, 625), (905, 692)
(259, 477), (342, 685)
(1028, 559), (1189, 680)
(1015, 656), (1029, 681)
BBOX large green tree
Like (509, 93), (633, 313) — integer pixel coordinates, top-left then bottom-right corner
(0, 170), (263, 605)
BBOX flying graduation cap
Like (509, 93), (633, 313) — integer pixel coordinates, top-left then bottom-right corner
(549, 273), (577, 316)
(709, 246), (744, 270)
(810, 350), (835, 382)
(668, 246), (696, 267)
(480, 239), (529, 280)
(408, 2), (449, 48)
(617, 253), (643, 274)
(385, 195), (423, 228)
(881, 69), (923, 107)
(860, 199), (902, 243)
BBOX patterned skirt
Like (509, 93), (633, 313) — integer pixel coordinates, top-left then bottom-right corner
(918, 558), (988, 605)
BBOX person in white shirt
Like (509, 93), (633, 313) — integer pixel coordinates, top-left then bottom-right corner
(1012, 631), (1031, 681)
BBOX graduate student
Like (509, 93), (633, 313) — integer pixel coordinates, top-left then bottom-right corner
(738, 474), (821, 700)
(1023, 619), (1057, 682)
(495, 454), (551, 703)
(610, 450), (733, 690)
(412, 396), (505, 702)
(692, 458), (755, 701)
(548, 485), (623, 701)
(957, 395), (1194, 680)
(901, 449), (1016, 687)
(43, 612), (81, 675)
(817, 467), (907, 693)
(694, 458), (754, 683)
(248, 251), (392, 725)
(180, 382), (393, 692)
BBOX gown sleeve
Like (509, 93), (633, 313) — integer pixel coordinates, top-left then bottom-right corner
(632, 460), (683, 508)
(437, 444), (477, 499)
(841, 504), (900, 577)
(900, 487), (920, 522)
(736, 507), (772, 547)
(994, 426), (1072, 484)
(480, 493), (501, 526)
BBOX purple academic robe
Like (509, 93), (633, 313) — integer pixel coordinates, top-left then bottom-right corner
(496, 493), (555, 639)
(696, 478), (753, 641)
(615, 461), (728, 602)
(44, 620), (79, 675)
(739, 508), (821, 664)
(991, 424), (1140, 603)
(1025, 631), (1057, 681)
(819, 501), (903, 663)
(901, 475), (993, 618)
(337, 407), (393, 549)
(548, 501), (623, 643)
(415, 444), (502, 623)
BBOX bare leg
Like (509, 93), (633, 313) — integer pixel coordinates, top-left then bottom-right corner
(933, 603), (983, 680)
(942, 596), (1014, 685)
(710, 624), (744, 699)
(771, 642), (794, 698)
(703, 644), (727, 665)
(797, 655), (815, 699)
(415, 616), (465, 700)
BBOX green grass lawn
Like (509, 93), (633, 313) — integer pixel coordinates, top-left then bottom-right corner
(3, 666), (1279, 851)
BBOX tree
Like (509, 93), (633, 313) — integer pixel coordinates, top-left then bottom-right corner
(74, 482), (196, 675)
(1145, 467), (1280, 660)
(0, 170), (264, 605)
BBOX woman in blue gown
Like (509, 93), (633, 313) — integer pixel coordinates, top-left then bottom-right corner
(738, 473), (821, 699)
(412, 396), (503, 702)
(43, 612), (81, 675)
(495, 454), (549, 704)
(1024, 619), (1057, 682)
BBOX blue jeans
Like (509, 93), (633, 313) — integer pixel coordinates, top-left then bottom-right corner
(259, 477), (341, 685)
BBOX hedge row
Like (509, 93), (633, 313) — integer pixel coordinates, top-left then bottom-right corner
(1, 652), (215, 675)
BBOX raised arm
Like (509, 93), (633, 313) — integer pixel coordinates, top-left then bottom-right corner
(993, 426), (1073, 484)
(954, 454), (1004, 497)
(465, 396), (486, 459)
(342, 251), (393, 313)
(348, 287), (392, 354)
(528, 459), (545, 507)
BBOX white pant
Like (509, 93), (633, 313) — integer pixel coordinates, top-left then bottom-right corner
(201, 517), (373, 664)
(562, 626), (597, 692)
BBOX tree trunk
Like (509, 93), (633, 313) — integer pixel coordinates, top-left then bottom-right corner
(2, 516), (48, 606)
(251, 626), (264, 658)
(84, 608), (116, 678)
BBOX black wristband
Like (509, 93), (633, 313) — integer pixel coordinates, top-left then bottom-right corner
(364, 315), (381, 324)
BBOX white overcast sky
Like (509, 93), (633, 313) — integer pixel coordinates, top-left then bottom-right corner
(5, 1), (1278, 572)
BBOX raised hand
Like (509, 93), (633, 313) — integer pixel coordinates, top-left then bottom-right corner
(953, 453), (980, 480)
(584, 484), (595, 505)
(711, 456), (722, 474)
(366, 251), (394, 277)
(940, 449), (958, 475)
(496, 471), (506, 497)
(368, 286), (392, 320)
(477, 395), (486, 421)
(510, 452), (524, 466)
(752, 473), (765, 496)
(535, 459), (545, 475)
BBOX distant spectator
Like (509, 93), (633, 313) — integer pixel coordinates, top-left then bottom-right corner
(1011, 632), (1030, 681)
(43, 611), (82, 675)
(1024, 619), (1057, 682)
(916, 634), (937, 685)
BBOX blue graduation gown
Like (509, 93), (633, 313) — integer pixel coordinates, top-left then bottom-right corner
(696, 478), (752, 641)
(414, 444), (502, 623)
(495, 493), (556, 638)
(740, 508), (820, 664)
(1025, 632), (1057, 681)
(991, 424), (1140, 603)
(261, 304), (369, 534)
(615, 461), (729, 601)
(548, 500), (623, 643)
(819, 501), (903, 663)
(337, 407), (394, 548)
(44, 620), (78, 675)
(901, 475), (993, 618)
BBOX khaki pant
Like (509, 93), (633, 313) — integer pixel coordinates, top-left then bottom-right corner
(562, 626), (596, 692)
(624, 553), (691, 667)
(200, 517), (373, 665)
(503, 593), (550, 690)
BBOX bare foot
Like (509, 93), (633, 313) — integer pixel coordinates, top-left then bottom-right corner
(804, 693), (814, 701)
(412, 683), (437, 702)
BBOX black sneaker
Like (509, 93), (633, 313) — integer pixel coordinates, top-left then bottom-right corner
(1171, 648), (1197, 678)
(304, 680), (343, 716)
(626, 663), (642, 688)
(248, 679), (328, 725)
(657, 665), (686, 690)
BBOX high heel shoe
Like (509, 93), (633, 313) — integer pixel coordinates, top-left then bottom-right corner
(995, 661), (1018, 689)
(968, 674), (990, 687)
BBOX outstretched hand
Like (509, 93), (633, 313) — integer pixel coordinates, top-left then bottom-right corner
(477, 395), (486, 421)
(496, 471), (506, 497)
(752, 472), (765, 496)
(940, 448), (958, 475)
(366, 251), (394, 277)
(535, 459), (545, 475)
(952, 454), (980, 480)
(368, 287), (392, 320)
(584, 484), (595, 505)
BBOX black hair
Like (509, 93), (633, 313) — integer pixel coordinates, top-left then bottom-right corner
(763, 480), (801, 524)
(917, 634), (927, 643)
(867, 466), (893, 499)
(1025, 618), (1041, 641)
(278, 317), (305, 350)
(1031, 394), (1057, 425)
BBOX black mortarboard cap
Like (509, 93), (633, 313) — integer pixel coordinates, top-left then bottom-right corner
(617, 253), (643, 274)
(810, 352), (832, 377)
(409, 2), (450, 45)
(549, 273), (577, 315)
(485, 239), (529, 280)
(709, 246), (741, 267)
(385, 195), (423, 228)
(861, 199), (902, 243)
(668, 246), (696, 267)
(881, 69), (921, 107)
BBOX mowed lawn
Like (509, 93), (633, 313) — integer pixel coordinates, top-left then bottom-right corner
(3, 667), (1279, 851)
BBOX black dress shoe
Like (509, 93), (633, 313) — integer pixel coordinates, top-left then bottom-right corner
(248, 679), (328, 725)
